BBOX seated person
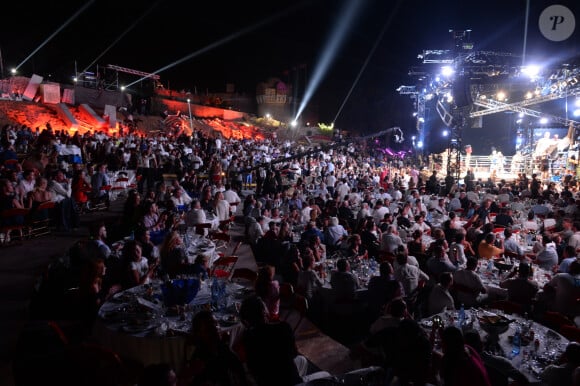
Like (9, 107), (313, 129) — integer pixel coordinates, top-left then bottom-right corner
(503, 227), (524, 259)
(452, 257), (487, 308)
(159, 231), (189, 278)
(190, 254), (210, 280)
(427, 272), (455, 316)
(478, 232), (504, 260)
(540, 342), (580, 386)
(239, 296), (330, 386)
(499, 262), (539, 312)
(464, 330), (529, 386)
(330, 258), (360, 303)
(179, 310), (248, 386)
(366, 261), (403, 320)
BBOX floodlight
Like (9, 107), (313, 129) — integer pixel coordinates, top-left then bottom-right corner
(521, 65), (540, 79)
(441, 66), (454, 77)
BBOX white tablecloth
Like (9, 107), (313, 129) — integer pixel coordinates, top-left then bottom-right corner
(185, 234), (218, 265)
(421, 310), (569, 384)
(94, 280), (246, 372)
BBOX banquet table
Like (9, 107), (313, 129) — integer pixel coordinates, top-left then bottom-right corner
(185, 233), (219, 266)
(476, 259), (552, 301)
(420, 309), (570, 384)
(93, 278), (251, 372)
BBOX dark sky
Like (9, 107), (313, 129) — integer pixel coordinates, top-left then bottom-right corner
(2, 0), (578, 150)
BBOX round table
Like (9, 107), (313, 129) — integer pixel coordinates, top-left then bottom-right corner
(93, 279), (249, 372)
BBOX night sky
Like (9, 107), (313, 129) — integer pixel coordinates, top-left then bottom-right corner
(2, 0), (578, 153)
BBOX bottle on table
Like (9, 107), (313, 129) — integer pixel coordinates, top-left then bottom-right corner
(512, 326), (521, 356)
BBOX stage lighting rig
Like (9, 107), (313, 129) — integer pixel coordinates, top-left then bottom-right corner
(398, 29), (580, 181)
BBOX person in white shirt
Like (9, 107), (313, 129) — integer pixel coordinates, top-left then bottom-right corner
(325, 172), (336, 195)
(394, 251), (429, 296)
(410, 214), (431, 235)
(427, 272), (455, 316)
(213, 191), (231, 221)
(185, 199), (207, 227)
(372, 200), (389, 226)
(336, 179), (350, 200)
(223, 184), (241, 215)
(452, 257), (487, 308)
(567, 221), (580, 252)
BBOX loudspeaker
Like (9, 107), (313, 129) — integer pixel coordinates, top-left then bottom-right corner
(453, 76), (473, 107)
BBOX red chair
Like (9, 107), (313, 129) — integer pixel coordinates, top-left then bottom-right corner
(230, 267), (258, 286)
(210, 255), (238, 278)
(560, 325), (580, 343)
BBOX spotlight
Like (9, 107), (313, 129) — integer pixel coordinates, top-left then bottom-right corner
(496, 91), (506, 101)
(417, 141), (423, 148)
(265, 113), (271, 119)
(525, 92), (533, 99)
(573, 109), (580, 117)
(120, 86), (126, 91)
(441, 66), (454, 77)
(539, 117), (549, 124)
(518, 112), (524, 118)
(575, 99), (580, 108)
(442, 130), (449, 137)
(10, 68), (16, 75)
(521, 65), (540, 79)
(291, 120), (298, 127)
(516, 119), (523, 124)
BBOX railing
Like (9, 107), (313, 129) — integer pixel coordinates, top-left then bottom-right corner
(429, 153), (569, 178)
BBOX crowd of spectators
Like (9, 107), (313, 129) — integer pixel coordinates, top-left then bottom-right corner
(3, 118), (580, 385)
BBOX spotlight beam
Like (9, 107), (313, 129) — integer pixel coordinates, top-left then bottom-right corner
(126, 2), (307, 88)
(81, 1), (161, 74)
(15, 0), (95, 71)
(295, 0), (364, 122)
(332, 0), (403, 124)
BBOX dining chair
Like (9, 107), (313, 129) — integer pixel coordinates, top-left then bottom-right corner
(279, 282), (296, 318)
(560, 325), (580, 343)
(210, 255), (238, 278)
(230, 240), (242, 256)
(230, 267), (258, 286)
(541, 311), (575, 332)
(194, 222), (212, 236)
(0, 207), (31, 245)
(211, 231), (231, 251)
(29, 200), (56, 238)
(489, 300), (524, 316)
(286, 294), (309, 334)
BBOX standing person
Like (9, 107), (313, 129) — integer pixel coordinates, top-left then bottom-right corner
(48, 169), (79, 232)
(137, 148), (157, 195)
